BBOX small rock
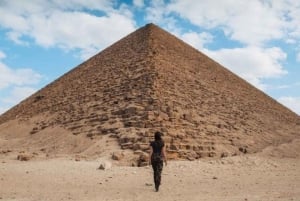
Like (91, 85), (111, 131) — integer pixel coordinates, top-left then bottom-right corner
(138, 152), (150, 167)
(169, 144), (178, 151)
(221, 152), (228, 158)
(112, 152), (124, 161)
(17, 154), (32, 161)
(145, 183), (153, 186)
(138, 161), (149, 167)
(134, 150), (143, 155)
(98, 161), (112, 170)
(1, 149), (12, 154)
(121, 142), (133, 149)
(213, 176), (218, 179)
(239, 147), (247, 154)
(187, 156), (195, 161)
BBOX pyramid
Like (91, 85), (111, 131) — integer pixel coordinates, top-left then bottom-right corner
(0, 24), (299, 164)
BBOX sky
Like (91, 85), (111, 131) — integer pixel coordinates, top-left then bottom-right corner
(0, 0), (299, 115)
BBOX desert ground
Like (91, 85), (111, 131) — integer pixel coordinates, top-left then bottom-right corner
(1, 139), (299, 201)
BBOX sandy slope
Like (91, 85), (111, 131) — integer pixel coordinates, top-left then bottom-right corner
(0, 151), (299, 201)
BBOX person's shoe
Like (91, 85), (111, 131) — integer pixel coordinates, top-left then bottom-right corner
(155, 185), (159, 192)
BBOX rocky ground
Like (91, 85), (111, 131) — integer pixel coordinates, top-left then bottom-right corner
(0, 139), (299, 201)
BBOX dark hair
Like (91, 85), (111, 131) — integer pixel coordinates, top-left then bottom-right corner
(154, 131), (163, 141)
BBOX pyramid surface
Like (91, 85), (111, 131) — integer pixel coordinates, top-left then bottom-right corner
(0, 24), (299, 164)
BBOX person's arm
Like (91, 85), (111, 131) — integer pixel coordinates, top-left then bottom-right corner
(149, 146), (153, 166)
(162, 146), (167, 166)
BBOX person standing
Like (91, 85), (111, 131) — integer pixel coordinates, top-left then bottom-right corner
(149, 131), (167, 192)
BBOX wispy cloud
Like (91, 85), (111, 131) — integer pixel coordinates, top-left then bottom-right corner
(1, 86), (37, 105)
(0, 0), (136, 59)
(268, 82), (300, 90)
(297, 52), (300, 63)
(181, 31), (214, 49)
(278, 96), (300, 115)
(167, 0), (300, 46)
(203, 46), (287, 90)
(0, 50), (41, 114)
(133, 0), (145, 8)
(0, 51), (42, 90)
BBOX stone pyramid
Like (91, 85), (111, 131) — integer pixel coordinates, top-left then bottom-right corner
(0, 24), (299, 164)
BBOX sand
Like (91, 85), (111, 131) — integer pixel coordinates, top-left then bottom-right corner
(1, 152), (299, 201)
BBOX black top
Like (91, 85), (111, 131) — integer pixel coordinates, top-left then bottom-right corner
(150, 140), (164, 154)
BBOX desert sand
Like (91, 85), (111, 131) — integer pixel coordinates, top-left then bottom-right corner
(1, 140), (299, 201)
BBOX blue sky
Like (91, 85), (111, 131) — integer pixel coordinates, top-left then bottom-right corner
(0, 0), (299, 115)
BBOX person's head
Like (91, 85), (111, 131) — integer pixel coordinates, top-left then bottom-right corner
(154, 131), (163, 141)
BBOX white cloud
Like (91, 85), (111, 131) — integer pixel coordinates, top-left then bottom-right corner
(0, 51), (5, 59)
(0, 106), (8, 115)
(0, 0), (114, 15)
(1, 86), (37, 104)
(30, 11), (135, 49)
(6, 32), (29, 45)
(0, 62), (42, 90)
(78, 46), (100, 61)
(133, 0), (144, 8)
(144, 0), (184, 36)
(145, 0), (167, 23)
(0, 0), (136, 59)
(0, 50), (41, 114)
(181, 31), (213, 49)
(272, 82), (300, 90)
(277, 96), (300, 115)
(283, 0), (300, 42)
(203, 46), (287, 90)
(296, 52), (300, 63)
(51, 0), (114, 11)
(167, 0), (300, 45)
(0, 86), (37, 115)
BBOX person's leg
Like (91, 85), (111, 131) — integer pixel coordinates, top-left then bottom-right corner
(151, 160), (160, 191)
(151, 161), (157, 186)
(156, 160), (163, 191)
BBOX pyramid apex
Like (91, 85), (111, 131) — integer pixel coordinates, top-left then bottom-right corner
(145, 22), (156, 27)
(144, 23), (160, 30)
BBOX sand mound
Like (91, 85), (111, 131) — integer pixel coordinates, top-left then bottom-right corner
(261, 138), (300, 158)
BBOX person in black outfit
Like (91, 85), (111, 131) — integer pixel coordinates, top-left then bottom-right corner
(149, 131), (167, 192)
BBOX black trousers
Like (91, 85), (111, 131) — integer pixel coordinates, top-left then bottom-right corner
(151, 156), (164, 189)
